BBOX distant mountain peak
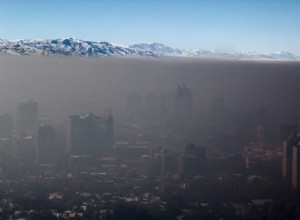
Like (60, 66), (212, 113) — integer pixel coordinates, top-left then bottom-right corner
(0, 38), (155, 57)
(0, 38), (298, 61)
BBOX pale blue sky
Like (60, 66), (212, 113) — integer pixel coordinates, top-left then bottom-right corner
(0, 0), (299, 54)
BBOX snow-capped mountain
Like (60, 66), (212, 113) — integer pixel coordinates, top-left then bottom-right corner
(129, 43), (182, 56)
(131, 43), (299, 61)
(0, 38), (298, 60)
(0, 38), (155, 57)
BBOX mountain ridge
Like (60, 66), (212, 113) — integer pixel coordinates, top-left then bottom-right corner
(0, 38), (298, 61)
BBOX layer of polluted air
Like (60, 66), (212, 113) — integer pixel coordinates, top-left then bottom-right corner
(0, 55), (300, 121)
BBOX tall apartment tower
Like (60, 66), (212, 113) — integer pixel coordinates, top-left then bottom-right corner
(175, 83), (193, 116)
(68, 112), (113, 156)
(17, 100), (38, 134)
(282, 134), (300, 183)
(174, 83), (193, 133)
(292, 145), (300, 190)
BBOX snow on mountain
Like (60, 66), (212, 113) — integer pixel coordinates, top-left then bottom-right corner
(129, 43), (182, 56)
(0, 38), (155, 57)
(0, 38), (298, 61)
(131, 43), (299, 61)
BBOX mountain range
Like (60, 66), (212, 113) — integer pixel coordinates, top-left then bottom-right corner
(0, 38), (298, 61)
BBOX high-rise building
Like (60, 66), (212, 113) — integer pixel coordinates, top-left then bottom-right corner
(37, 125), (55, 164)
(174, 83), (193, 134)
(292, 145), (300, 190)
(17, 100), (38, 134)
(175, 83), (193, 116)
(282, 134), (300, 183)
(256, 126), (265, 145)
(68, 112), (113, 156)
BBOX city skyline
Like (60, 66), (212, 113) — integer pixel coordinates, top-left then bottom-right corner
(0, 0), (300, 54)
(0, 45), (300, 218)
